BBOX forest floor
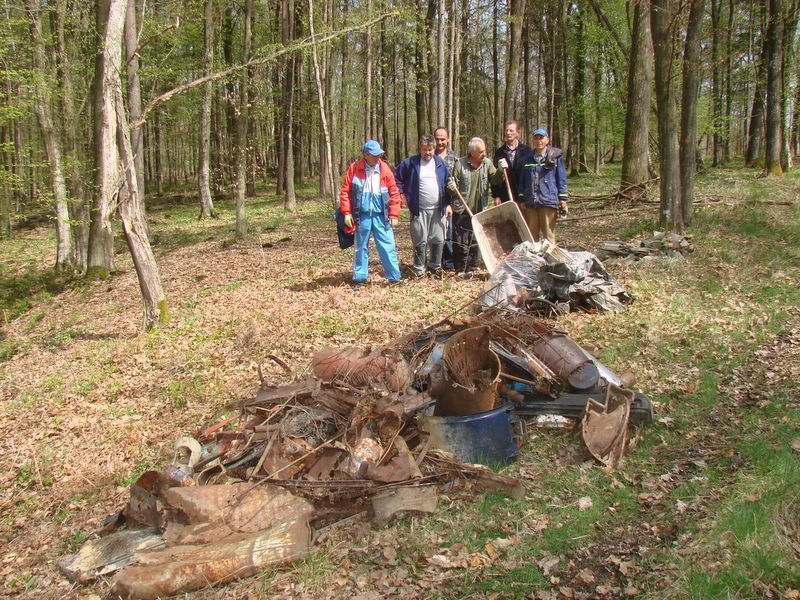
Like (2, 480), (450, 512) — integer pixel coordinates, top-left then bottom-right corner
(1, 164), (799, 599)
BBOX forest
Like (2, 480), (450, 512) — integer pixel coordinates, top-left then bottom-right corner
(1, 1), (800, 598)
(0, 0), (798, 324)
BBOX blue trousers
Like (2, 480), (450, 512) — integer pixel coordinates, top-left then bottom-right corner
(354, 212), (401, 283)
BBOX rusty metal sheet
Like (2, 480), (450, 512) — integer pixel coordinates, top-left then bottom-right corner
(123, 470), (171, 530)
(304, 447), (343, 480)
(581, 383), (633, 468)
(58, 527), (163, 583)
(111, 517), (311, 599)
(371, 485), (438, 522)
(162, 482), (314, 546)
(312, 348), (411, 392)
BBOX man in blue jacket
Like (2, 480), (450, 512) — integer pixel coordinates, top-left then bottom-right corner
(394, 135), (452, 277)
(519, 128), (568, 244)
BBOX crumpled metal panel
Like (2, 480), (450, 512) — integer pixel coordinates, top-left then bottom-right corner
(111, 517), (311, 599)
(57, 527), (163, 583)
(581, 383), (634, 468)
(162, 482), (314, 546)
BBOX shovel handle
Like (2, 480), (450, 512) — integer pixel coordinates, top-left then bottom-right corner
(448, 177), (474, 218)
(502, 168), (514, 203)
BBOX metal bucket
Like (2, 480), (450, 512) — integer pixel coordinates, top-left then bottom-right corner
(430, 327), (500, 416)
(418, 403), (518, 467)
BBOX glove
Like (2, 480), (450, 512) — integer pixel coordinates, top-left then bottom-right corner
(447, 178), (458, 193)
(389, 218), (398, 228)
(344, 214), (354, 228)
(558, 201), (568, 217)
(498, 158), (509, 170)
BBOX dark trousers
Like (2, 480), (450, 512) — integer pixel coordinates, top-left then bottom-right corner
(442, 214), (454, 269)
(452, 213), (479, 273)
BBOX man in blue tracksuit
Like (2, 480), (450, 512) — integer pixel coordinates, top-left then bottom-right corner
(339, 140), (403, 286)
(394, 134), (452, 277)
(518, 128), (569, 244)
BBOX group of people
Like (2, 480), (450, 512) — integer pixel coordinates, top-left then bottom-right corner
(338, 121), (569, 286)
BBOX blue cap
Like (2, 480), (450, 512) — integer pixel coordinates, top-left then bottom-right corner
(362, 140), (385, 156)
(533, 128), (549, 137)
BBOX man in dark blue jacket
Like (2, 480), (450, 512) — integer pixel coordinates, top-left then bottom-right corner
(394, 135), (452, 277)
(519, 128), (568, 244)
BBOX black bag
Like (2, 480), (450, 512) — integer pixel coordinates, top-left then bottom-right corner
(334, 208), (355, 250)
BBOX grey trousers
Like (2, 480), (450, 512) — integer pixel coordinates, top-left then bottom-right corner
(410, 208), (445, 274)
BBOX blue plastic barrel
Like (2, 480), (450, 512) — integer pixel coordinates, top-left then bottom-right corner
(418, 403), (518, 467)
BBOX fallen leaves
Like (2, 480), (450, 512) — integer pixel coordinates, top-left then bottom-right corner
(577, 496), (593, 511)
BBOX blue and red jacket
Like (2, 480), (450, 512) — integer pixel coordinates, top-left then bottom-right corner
(339, 158), (402, 220)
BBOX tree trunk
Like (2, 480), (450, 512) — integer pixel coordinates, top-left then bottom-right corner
(724, 0), (734, 161)
(436, 0), (446, 127)
(503, 0), (527, 125)
(283, 0), (297, 210)
(27, 0), (74, 271)
(115, 80), (168, 329)
(764, 0), (783, 174)
(447, 0), (457, 137)
(779, 0), (798, 170)
(87, 0), (117, 279)
(571, 1), (586, 175)
(620, 0), (652, 198)
(364, 0), (373, 139)
(308, 0), (336, 206)
(235, 0), (253, 236)
(492, 0), (500, 140)
(124, 0), (145, 209)
(594, 57), (601, 173)
(54, 0), (88, 269)
(154, 107), (163, 195)
(745, 29), (768, 167)
(711, 0), (725, 166)
(651, 0), (684, 231)
(680, 0), (706, 226)
(198, 0), (215, 218)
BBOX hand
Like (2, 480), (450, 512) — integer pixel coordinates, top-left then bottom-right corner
(559, 201), (568, 216)
(498, 158), (509, 170)
(494, 197), (502, 206)
(447, 178), (458, 193)
(344, 214), (354, 228)
(389, 218), (399, 228)
(400, 195), (408, 208)
(445, 205), (453, 218)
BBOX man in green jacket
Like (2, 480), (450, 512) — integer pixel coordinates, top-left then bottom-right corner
(447, 137), (506, 277)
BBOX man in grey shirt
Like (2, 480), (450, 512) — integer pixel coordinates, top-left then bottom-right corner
(394, 135), (452, 277)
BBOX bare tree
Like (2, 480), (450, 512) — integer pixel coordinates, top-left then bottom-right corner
(308, 0), (336, 205)
(282, 0), (297, 210)
(235, 0), (253, 236)
(764, 0), (783, 174)
(620, 0), (652, 198)
(27, 0), (74, 270)
(680, 0), (706, 225)
(503, 0), (527, 125)
(651, 0), (684, 230)
(88, 0), (117, 278)
(124, 0), (145, 206)
(198, 0), (216, 218)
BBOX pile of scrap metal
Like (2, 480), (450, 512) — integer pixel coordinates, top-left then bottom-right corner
(480, 241), (634, 314)
(595, 231), (694, 264)
(59, 310), (651, 599)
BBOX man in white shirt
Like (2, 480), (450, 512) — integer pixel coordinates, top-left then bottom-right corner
(394, 135), (452, 277)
